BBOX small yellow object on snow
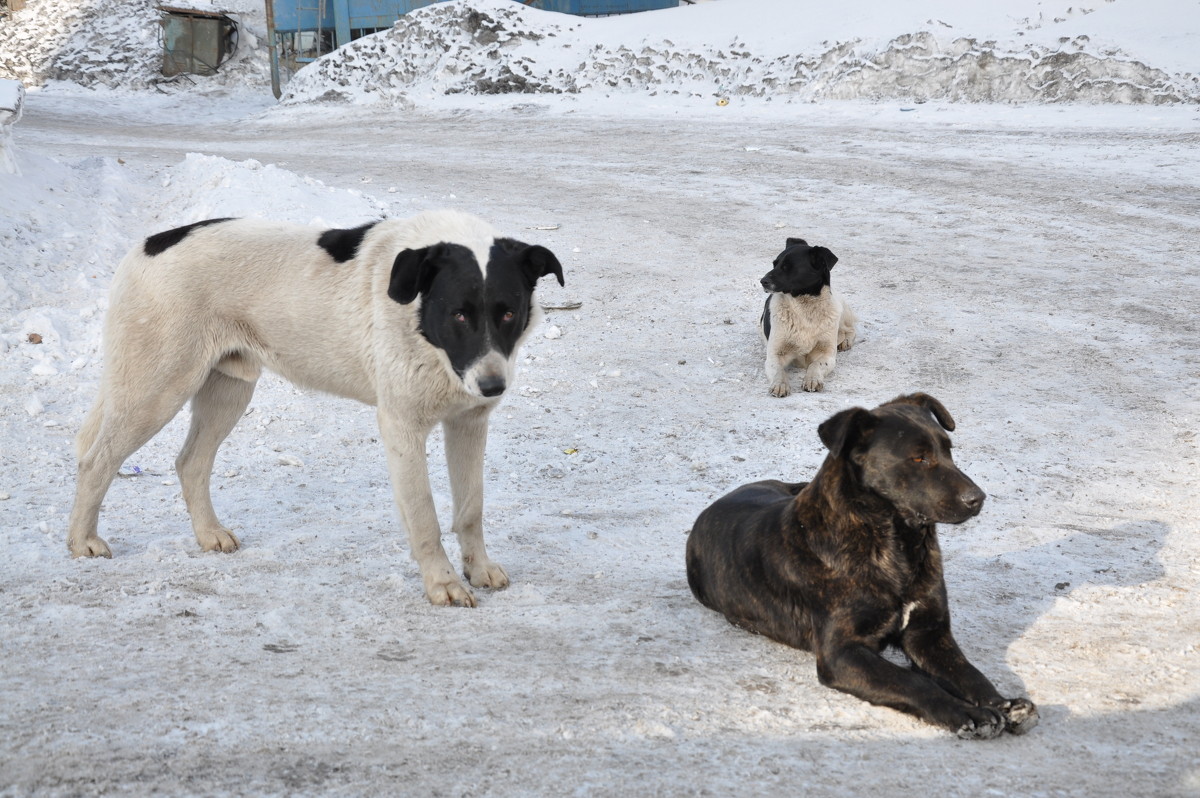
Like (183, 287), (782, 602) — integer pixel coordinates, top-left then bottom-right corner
(563, 448), (579, 455)
(716, 97), (730, 107)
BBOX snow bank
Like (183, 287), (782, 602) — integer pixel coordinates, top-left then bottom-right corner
(281, 0), (1200, 106)
(0, 0), (270, 89)
(149, 152), (390, 228)
(0, 149), (390, 462)
(3, 0), (1197, 103)
(0, 77), (23, 174)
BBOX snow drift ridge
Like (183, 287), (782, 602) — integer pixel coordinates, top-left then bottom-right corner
(281, 0), (1200, 106)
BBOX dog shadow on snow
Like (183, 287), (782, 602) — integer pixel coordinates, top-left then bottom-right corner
(943, 518), (1169, 700)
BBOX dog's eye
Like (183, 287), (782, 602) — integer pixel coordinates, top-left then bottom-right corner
(453, 311), (468, 323)
(500, 310), (515, 323)
(912, 456), (936, 467)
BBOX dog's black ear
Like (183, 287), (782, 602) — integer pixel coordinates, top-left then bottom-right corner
(517, 244), (565, 288)
(811, 245), (839, 272)
(388, 244), (445, 304)
(494, 238), (565, 288)
(818, 407), (877, 460)
(884, 392), (956, 431)
(786, 237), (808, 248)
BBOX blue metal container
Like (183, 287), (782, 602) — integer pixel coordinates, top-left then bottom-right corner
(529, 0), (678, 13)
(272, 0), (677, 33)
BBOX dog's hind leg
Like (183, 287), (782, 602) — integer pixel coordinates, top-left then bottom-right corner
(75, 397), (105, 462)
(444, 406), (509, 591)
(68, 371), (205, 558)
(67, 394), (117, 558)
(176, 369), (257, 553)
(837, 303), (858, 352)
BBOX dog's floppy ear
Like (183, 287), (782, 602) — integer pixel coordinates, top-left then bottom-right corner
(818, 407), (877, 460)
(811, 245), (839, 272)
(495, 238), (565, 288)
(785, 237), (808, 248)
(883, 392), (956, 431)
(388, 244), (446, 305)
(517, 243), (565, 288)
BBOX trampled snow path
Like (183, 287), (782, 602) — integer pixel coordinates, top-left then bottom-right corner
(2, 92), (1198, 795)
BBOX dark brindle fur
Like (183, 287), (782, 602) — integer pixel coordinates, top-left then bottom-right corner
(686, 393), (1038, 738)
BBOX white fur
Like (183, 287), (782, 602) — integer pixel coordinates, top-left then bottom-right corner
(762, 286), (857, 396)
(67, 209), (535, 607)
(901, 601), (919, 631)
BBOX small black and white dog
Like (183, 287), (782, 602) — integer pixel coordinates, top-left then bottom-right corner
(759, 238), (856, 396)
(686, 393), (1038, 739)
(67, 209), (563, 607)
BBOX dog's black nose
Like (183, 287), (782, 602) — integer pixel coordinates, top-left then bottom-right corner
(760, 277), (775, 292)
(960, 486), (986, 514)
(477, 375), (506, 397)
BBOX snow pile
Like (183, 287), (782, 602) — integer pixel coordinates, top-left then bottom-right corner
(149, 152), (390, 228)
(0, 77), (22, 174)
(0, 153), (135, 327)
(0, 0), (270, 89)
(0, 0), (161, 88)
(282, 0), (1200, 106)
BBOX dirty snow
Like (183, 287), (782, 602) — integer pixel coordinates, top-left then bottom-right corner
(281, 0), (1200, 105)
(0, 0), (269, 89)
(2, 0), (1200, 795)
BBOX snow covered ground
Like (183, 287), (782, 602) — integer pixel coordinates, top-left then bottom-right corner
(2, 0), (1199, 795)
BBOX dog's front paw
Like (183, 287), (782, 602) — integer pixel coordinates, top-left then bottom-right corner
(69, 535), (112, 558)
(769, 381), (791, 398)
(195, 526), (240, 553)
(464, 557), (509, 590)
(997, 697), (1039, 735)
(425, 574), (477, 608)
(801, 375), (825, 392)
(954, 706), (1005, 740)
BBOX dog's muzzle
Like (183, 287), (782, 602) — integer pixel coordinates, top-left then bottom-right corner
(477, 375), (506, 398)
(958, 484), (986, 517)
(760, 276), (776, 293)
(933, 483), (987, 525)
(464, 351), (510, 399)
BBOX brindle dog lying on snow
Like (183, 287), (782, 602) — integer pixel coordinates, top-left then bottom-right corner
(686, 393), (1038, 739)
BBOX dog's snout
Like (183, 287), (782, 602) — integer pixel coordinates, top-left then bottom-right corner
(960, 484), (986, 515)
(760, 276), (775, 292)
(477, 375), (506, 398)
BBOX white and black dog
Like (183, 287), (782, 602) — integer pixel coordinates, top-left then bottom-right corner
(760, 238), (857, 396)
(67, 209), (563, 607)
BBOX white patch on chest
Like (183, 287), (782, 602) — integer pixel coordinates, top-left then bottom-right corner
(770, 289), (840, 348)
(901, 601), (919, 630)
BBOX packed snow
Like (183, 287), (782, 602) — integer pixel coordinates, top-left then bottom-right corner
(1, 0), (1199, 795)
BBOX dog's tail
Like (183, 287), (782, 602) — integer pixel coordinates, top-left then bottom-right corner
(76, 397), (105, 461)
